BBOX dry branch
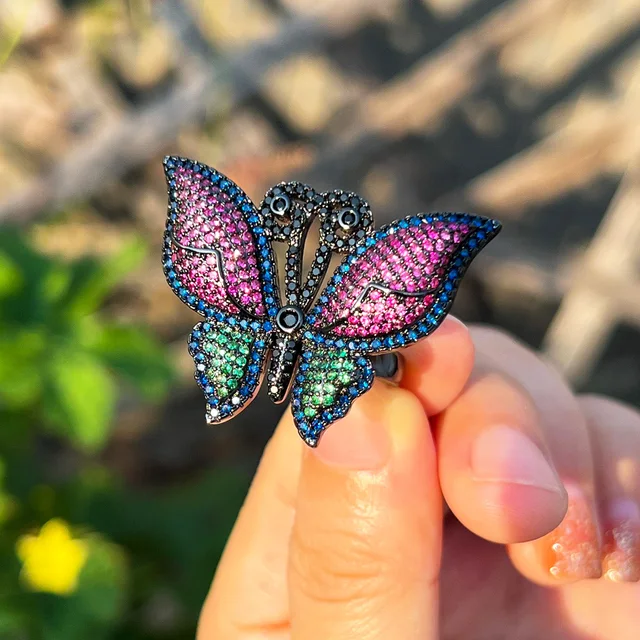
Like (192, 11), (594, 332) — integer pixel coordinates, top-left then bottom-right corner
(0, 0), (377, 224)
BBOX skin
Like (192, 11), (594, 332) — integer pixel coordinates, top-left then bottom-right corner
(197, 317), (640, 640)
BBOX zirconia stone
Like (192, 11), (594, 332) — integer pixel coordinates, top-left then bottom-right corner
(195, 319), (259, 404)
(298, 347), (362, 423)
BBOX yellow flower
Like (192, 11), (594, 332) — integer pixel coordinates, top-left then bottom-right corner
(16, 518), (88, 596)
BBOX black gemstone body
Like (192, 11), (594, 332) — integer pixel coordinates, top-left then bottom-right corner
(275, 305), (304, 334)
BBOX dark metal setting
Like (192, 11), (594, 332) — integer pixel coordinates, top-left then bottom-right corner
(269, 193), (291, 216)
(275, 305), (304, 334)
(337, 207), (360, 231)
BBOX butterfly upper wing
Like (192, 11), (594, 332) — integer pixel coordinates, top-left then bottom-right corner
(162, 156), (279, 321)
(162, 156), (279, 422)
(305, 213), (501, 352)
(291, 213), (500, 444)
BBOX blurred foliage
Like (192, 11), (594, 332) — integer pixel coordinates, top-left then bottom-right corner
(0, 227), (169, 451)
(0, 225), (248, 638)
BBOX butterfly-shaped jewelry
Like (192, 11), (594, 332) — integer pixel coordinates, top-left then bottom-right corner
(161, 156), (501, 446)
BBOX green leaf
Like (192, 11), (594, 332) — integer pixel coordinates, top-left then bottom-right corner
(0, 607), (26, 636)
(0, 457), (17, 526)
(86, 324), (175, 400)
(0, 492), (17, 525)
(0, 227), (60, 325)
(61, 237), (147, 318)
(40, 263), (72, 306)
(75, 536), (128, 624)
(0, 329), (47, 409)
(45, 349), (116, 453)
(0, 251), (22, 298)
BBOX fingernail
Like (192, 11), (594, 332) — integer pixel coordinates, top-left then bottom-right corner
(312, 387), (393, 470)
(602, 498), (640, 583)
(471, 425), (563, 493)
(437, 315), (466, 334)
(447, 315), (466, 329)
(541, 483), (602, 580)
(311, 383), (425, 471)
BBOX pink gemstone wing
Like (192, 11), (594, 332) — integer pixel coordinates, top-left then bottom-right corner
(307, 213), (501, 348)
(162, 157), (275, 319)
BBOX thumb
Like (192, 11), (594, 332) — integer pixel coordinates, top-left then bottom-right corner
(288, 381), (442, 640)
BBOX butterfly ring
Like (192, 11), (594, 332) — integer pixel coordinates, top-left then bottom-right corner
(161, 157), (501, 447)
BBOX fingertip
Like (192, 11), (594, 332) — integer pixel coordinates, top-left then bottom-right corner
(464, 424), (568, 542)
(402, 315), (475, 415)
(437, 373), (568, 544)
(471, 482), (568, 543)
(311, 380), (429, 471)
(445, 448), (568, 544)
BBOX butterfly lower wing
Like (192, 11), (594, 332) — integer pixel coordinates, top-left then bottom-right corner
(162, 156), (279, 321)
(305, 213), (501, 352)
(291, 339), (374, 446)
(189, 319), (269, 423)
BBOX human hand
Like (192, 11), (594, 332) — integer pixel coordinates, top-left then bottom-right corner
(197, 318), (640, 639)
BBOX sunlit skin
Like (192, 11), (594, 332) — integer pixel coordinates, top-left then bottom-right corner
(197, 318), (640, 640)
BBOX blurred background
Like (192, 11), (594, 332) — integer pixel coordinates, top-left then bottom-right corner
(0, 0), (638, 637)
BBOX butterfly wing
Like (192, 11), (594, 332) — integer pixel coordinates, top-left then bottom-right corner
(162, 156), (279, 422)
(162, 156), (279, 321)
(305, 213), (501, 351)
(291, 342), (374, 446)
(291, 213), (500, 444)
(188, 319), (269, 423)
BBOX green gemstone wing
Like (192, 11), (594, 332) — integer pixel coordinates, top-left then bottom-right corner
(188, 319), (268, 423)
(291, 340), (374, 446)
